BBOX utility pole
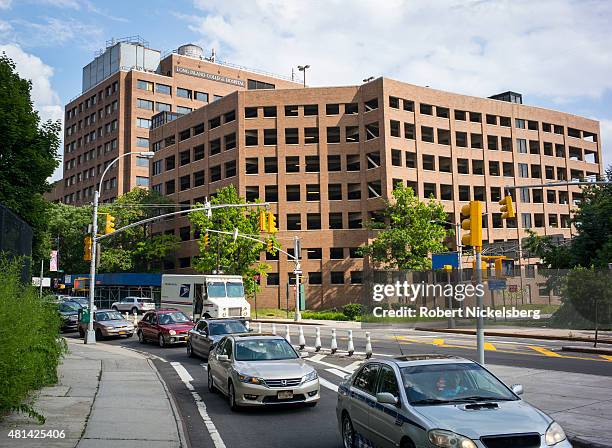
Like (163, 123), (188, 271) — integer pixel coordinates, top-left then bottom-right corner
(293, 237), (302, 322)
(297, 64), (310, 88)
(39, 259), (44, 298)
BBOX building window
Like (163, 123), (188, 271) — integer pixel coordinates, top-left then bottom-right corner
(345, 103), (358, 114)
(390, 120), (401, 137)
(518, 163), (529, 178)
(267, 273), (279, 286)
(328, 155), (341, 171)
(330, 248), (344, 259)
(306, 184), (320, 201)
(456, 131), (468, 147)
(136, 156), (149, 167)
(245, 130), (258, 146)
(404, 123), (415, 140)
(347, 155), (360, 171)
(286, 185), (300, 201)
(180, 175), (190, 191)
(225, 160), (236, 178)
(392, 149), (402, 166)
(265, 185), (278, 202)
(176, 87), (192, 99)
(522, 213), (532, 229)
(330, 272), (344, 284)
(225, 133), (237, 150)
(264, 129), (277, 145)
(152, 160), (162, 175)
(137, 118), (151, 128)
(304, 104), (318, 116)
(517, 138), (527, 153)
(177, 106), (192, 114)
(305, 156), (320, 172)
(365, 122), (379, 140)
(515, 118), (526, 129)
(348, 212), (362, 229)
(285, 156), (299, 173)
(420, 103), (433, 115)
(329, 212), (343, 229)
(195, 91), (208, 102)
(350, 271), (363, 284)
(165, 179), (175, 195)
(165, 155), (175, 171)
(287, 214), (301, 230)
(137, 98), (153, 110)
(364, 98), (378, 112)
(346, 126), (359, 143)
(264, 157), (278, 173)
(389, 96), (400, 109)
(155, 83), (170, 94)
(245, 186), (259, 202)
(193, 170), (205, 187)
(136, 176), (149, 186)
(262, 106), (277, 117)
(248, 79), (275, 90)
(308, 272), (322, 285)
(305, 127), (319, 144)
(245, 107), (258, 118)
(326, 104), (340, 115)
(156, 102), (171, 112)
(327, 127), (341, 143)
(307, 214), (321, 230)
(210, 138), (221, 156)
(210, 165), (221, 182)
(285, 128), (299, 144)
(137, 80), (153, 91)
(285, 105), (298, 116)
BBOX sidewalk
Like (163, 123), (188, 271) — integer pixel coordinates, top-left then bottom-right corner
(489, 365), (612, 447)
(0, 339), (185, 448)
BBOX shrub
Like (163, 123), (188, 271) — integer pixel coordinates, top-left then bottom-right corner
(342, 303), (364, 320)
(301, 311), (350, 321)
(0, 256), (66, 423)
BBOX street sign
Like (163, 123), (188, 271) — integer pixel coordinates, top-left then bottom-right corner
(509, 285), (518, 293)
(488, 278), (507, 290)
(293, 269), (302, 275)
(432, 252), (460, 270)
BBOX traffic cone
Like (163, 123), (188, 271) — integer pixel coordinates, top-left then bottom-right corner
(315, 327), (322, 352)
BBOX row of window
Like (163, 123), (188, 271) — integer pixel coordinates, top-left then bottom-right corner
(65, 81), (119, 121)
(136, 79), (213, 102)
(244, 103), (359, 119)
(66, 100), (119, 137)
(388, 95), (598, 142)
(136, 98), (194, 115)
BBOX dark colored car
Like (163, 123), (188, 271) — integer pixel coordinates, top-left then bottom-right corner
(187, 319), (249, 358)
(63, 296), (89, 308)
(58, 301), (81, 332)
(137, 309), (193, 348)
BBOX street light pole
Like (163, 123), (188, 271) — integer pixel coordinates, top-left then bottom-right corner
(85, 150), (155, 344)
(297, 65), (310, 88)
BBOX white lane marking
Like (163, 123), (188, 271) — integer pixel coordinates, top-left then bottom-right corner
(307, 354), (356, 374)
(319, 377), (339, 392)
(122, 346), (168, 362)
(326, 368), (350, 378)
(170, 362), (226, 448)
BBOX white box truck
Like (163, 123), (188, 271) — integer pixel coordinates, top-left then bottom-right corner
(160, 274), (250, 320)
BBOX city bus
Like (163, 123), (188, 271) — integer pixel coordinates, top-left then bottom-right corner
(160, 274), (250, 321)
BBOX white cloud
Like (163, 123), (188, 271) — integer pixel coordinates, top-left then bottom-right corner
(188, 0), (612, 101)
(0, 44), (64, 180)
(599, 119), (612, 168)
(0, 0), (11, 9)
(12, 16), (103, 49)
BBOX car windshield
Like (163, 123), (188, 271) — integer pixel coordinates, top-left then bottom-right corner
(226, 282), (244, 298)
(59, 302), (80, 312)
(234, 338), (298, 361)
(159, 312), (190, 325)
(209, 321), (247, 335)
(96, 311), (124, 321)
(70, 298), (87, 306)
(207, 282), (226, 298)
(401, 363), (517, 405)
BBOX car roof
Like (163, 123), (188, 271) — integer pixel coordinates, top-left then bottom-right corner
(155, 308), (181, 314)
(362, 354), (473, 368)
(94, 309), (116, 313)
(203, 318), (246, 323)
(228, 333), (283, 340)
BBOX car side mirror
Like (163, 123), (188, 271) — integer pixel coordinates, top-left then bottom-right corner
(376, 392), (399, 406)
(511, 384), (524, 396)
(217, 354), (229, 362)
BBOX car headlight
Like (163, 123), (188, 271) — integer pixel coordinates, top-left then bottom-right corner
(545, 422), (567, 446)
(237, 373), (264, 385)
(302, 370), (318, 383)
(428, 430), (477, 448)
(169, 330), (176, 335)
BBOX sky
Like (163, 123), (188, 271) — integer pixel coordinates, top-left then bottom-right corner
(1, 0), (611, 182)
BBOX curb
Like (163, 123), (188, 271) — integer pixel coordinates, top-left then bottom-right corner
(570, 436), (612, 448)
(252, 318), (330, 326)
(147, 358), (189, 448)
(414, 327), (612, 344)
(561, 345), (612, 355)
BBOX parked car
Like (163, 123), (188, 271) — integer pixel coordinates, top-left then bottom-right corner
(111, 296), (155, 314)
(57, 301), (81, 332)
(187, 318), (249, 358)
(137, 309), (193, 347)
(207, 334), (320, 410)
(61, 296), (93, 310)
(336, 354), (571, 448)
(77, 309), (135, 340)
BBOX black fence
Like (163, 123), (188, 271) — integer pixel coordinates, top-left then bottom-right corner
(0, 203), (33, 283)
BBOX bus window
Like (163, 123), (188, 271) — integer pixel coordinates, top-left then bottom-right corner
(207, 282), (226, 298)
(226, 282), (245, 298)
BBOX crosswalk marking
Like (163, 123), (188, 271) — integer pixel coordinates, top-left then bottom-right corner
(344, 361), (363, 372)
(326, 368), (350, 378)
(307, 354), (354, 373)
(527, 346), (564, 357)
(319, 377), (339, 392)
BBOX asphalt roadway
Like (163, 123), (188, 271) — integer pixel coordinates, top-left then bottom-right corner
(65, 324), (611, 448)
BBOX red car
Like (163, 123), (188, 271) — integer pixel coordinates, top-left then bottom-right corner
(137, 309), (193, 347)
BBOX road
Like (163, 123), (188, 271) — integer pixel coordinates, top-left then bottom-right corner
(66, 324), (612, 448)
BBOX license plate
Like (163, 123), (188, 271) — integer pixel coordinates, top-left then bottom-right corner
(118, 331), (126, 335)
(278, 391), (293, 400)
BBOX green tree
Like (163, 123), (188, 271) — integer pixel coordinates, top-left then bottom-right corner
(188, 185), (274, 296)
(98, 189), (179, 272)
(360, 186), (449, 270)
(46, 202), (91, 274)
(0, 55), (60, 261)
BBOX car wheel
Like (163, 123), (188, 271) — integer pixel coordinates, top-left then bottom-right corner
(342, 414), (356, 448)
(138, 330), (145, 344)
(207, 367), (215, 393)
(131, 307), (138, 315)
(400, 438), (416, 448)
(187, 341), (195, 358)
(126, 332), (133, 338)
(95, 329), (103, 341)
(112, 306), (118, 311)
(158, 334), (165, 348)
(228, 382), (239, 411)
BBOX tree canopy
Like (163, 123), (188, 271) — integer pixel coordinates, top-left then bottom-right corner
(360, 185), (449, 271)
(0, 54), (60, 261)
(189, 185), (275, 296)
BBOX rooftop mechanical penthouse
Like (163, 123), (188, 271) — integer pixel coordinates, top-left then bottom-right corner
(148, 78), (602, 309)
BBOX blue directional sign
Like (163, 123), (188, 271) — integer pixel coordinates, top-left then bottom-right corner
(488, 278), (507, 290)
(432, 252), (460, 270)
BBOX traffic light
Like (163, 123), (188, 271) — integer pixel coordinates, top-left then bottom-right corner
(84, 235), (92, 261)
(203, 233), (210, 247)
(104, 214), (116, 234)
(267, 212), (277, 234)
(266, 239), (274, 253)
(499, 195), (515, 219)
(460, 200), (483, 248)
(259, 211), (268, 232)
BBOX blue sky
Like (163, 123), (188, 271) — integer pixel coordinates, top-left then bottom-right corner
(1, 0), (611, 181)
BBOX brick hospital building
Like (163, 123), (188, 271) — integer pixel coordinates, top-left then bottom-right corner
(51, 37), (603, 309)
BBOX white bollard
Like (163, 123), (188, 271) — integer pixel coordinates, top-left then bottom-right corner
(314, 327), (322, 352)
(245, 320), (250, 331)
(258, 322), (262, 333)
(133, 311), (138, 325)
(124, 312), (129, 321)
(365, 332), (373, 359)
(331, 328), (338, 354)
(285, 324), (291, 344)
(347, 330), (355, 356)
(298, 326), (306, 350)
(272, 323), (276, 335)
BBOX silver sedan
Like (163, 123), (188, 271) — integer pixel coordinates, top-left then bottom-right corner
(337, 355), (571, 448)
(207, 334), (320, 410)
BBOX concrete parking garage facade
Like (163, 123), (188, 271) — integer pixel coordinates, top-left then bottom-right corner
(149, 78), (602, 309)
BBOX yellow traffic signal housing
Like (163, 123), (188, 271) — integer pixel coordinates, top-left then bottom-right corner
(104, 214), (116, 234)
(203, 233), (210, 247)
(461, 200), (483, 248)
(267, 212), (277, 234)
(83, 235), (92, 261)
(499, 195), (515, 219)
(259, 211), (268, 232)
(266, 239), (274, 253)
